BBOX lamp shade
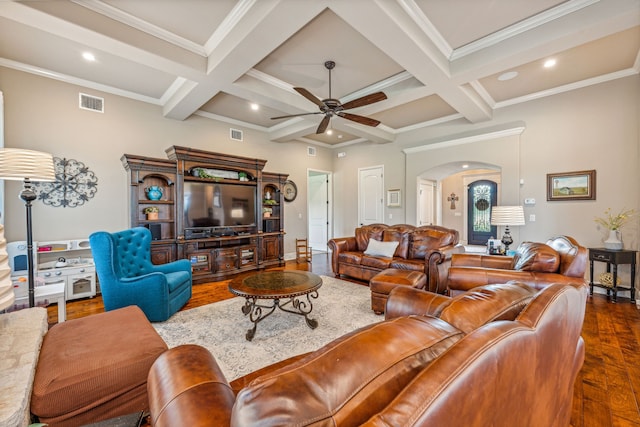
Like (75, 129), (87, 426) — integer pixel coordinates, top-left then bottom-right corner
(0, 148), (56, 182)
(490, 206), (525, 226)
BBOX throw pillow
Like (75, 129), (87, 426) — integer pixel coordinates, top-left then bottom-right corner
(512, 242), (560, 272)
(364, 239), (399, 258)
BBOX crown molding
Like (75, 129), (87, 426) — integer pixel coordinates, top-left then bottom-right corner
(403, 125), (525, 154)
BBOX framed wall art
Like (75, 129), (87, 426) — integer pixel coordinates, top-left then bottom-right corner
(547, 170), (596, 201)
(387, 189), (401, 207)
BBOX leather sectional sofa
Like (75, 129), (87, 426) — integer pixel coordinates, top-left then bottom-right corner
(447, 235), (588, 295)
(146, 281), (588, 426)
(328, 224), (462, 293)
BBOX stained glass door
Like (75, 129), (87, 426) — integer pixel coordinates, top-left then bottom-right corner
(467, 180), (497, 245)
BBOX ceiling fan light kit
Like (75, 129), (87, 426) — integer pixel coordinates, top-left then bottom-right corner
(272, 60), (387, 134)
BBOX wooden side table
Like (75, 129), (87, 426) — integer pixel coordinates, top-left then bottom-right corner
(589, 248), (637, 303)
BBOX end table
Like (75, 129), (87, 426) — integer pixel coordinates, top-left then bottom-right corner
(588, 248), (637, 303)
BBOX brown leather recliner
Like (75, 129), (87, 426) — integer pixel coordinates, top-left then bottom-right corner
(146, 281), (587, 427)
(447, 235), (588, 296)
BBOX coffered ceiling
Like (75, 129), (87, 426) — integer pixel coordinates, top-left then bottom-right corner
(1, 0), (638, 147)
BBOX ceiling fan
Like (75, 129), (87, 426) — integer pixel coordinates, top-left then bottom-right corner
(271, 60), (387, 134)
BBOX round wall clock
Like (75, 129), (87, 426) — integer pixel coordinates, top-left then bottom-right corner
(283, 180), (298, 202)
(35, 157), (98, 207)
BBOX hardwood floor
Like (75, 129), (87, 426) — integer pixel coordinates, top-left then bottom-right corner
(47, 253), (640, 426)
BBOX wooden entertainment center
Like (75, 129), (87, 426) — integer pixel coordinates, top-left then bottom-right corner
(121, 146), (287, 284)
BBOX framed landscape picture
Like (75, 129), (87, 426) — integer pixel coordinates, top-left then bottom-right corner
(547, 170), (596, 201)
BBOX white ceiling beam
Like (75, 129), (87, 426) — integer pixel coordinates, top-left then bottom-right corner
(449, 0), (640, 83)
(330, 0), (493, 124)
(0, 1), (205, 80)
(268, 118), (320, 143)
(163, 0), (326, 120)
(330, 119), (395, 144)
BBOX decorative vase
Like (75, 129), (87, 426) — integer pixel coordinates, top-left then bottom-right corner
(145, 186), (163, 201)
(604, 229), (623, 250)
(146, 212), (159, 220)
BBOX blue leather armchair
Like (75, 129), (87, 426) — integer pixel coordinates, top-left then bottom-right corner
(90, 227), (192, 322)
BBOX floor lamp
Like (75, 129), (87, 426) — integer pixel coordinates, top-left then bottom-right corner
(0, 148), (55, 308)
(490, 205), (526, 252)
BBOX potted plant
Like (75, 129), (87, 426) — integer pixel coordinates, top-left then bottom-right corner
(594, 207), (637, 250)
(263, 207), (273, 218)
(144, 206), (160, 220)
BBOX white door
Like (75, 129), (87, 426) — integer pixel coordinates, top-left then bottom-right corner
(358, 166), (384, 226)
(418, 180), (435, 225)
(308, 171), (329, 252)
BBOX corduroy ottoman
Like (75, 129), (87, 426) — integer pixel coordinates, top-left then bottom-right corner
(31, 305), (168, 427)
(370, 269), (427, 314)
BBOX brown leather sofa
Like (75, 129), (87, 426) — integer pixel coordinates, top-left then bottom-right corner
(146, 281), (587, 426)
(447, 235), (588, 296)
(327, 224), (462, 293)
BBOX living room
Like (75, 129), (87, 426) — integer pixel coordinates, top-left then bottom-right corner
(0, 1), (639, 425)
(0, 1), (638, 263)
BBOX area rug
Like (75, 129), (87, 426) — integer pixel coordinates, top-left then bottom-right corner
(153, 275), (381, 381)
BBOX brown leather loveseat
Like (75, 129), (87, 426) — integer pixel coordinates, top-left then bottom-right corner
(328, 224), (462, 293)
(447, 235), (588, 295)
(146, 281), (587, 426)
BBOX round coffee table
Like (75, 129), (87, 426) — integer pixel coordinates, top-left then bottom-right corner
(228, 271), (323, 341)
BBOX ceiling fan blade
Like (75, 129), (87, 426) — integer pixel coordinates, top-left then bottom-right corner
(341, 92), (387, 110)
(271, 111), (322, 120)
(316, 115), (330, 134)
(337, 112), (381, 127)
(294, 87), (325, 107)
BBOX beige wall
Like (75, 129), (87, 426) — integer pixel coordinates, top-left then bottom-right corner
(1, 67), (639, 270)
(332, 76), (640, 254)
(0, 67), (333, 254)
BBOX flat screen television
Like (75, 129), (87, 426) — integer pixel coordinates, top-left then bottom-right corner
(183, 181), (257, 231)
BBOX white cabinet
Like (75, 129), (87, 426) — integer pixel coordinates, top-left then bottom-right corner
(35, 239), (96, 301)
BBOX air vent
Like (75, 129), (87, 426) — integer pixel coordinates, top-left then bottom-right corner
(307, 146), (317, 157)
(79, 93), (104, 113)
(230, 128), (243, 141)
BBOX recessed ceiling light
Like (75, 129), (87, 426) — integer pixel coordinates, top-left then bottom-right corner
(544, 58), (556, 68)
(498, 71), (518, 81)
(462, 164), (469, 169)
(250, 103), (259, 111)
(338, 134), (343, 139)
(82, 52), (96, 62)
(326, 129), (333, 135)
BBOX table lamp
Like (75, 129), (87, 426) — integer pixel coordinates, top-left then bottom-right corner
(490, 205), (526, 252)
(0, 148), (56, 308)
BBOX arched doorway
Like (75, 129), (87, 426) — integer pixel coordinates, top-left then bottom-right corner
(467, 179), (497, 245)
(415, 162), (501, 245)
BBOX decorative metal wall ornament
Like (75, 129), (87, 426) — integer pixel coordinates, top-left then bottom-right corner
(35, 157), (98, 207)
